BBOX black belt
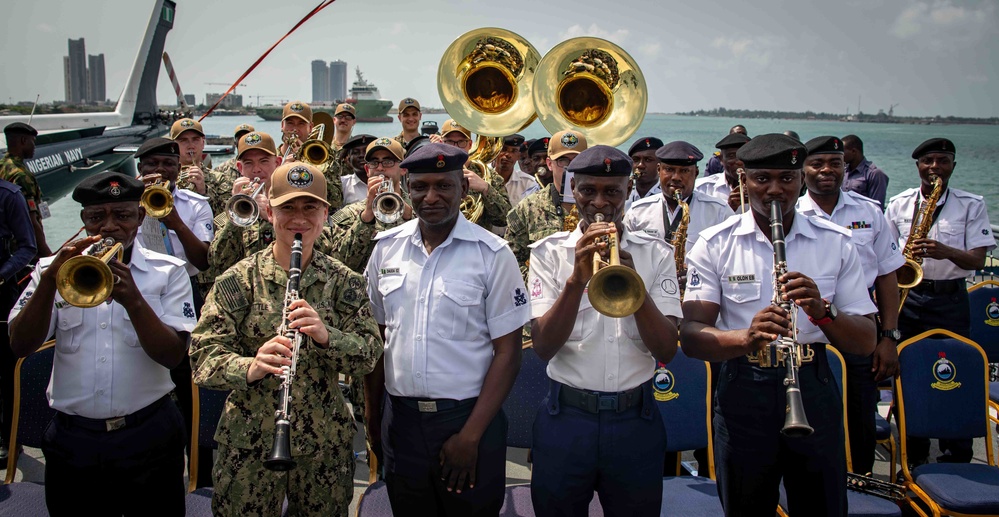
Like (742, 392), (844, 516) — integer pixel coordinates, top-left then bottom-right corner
(912, 279), (965, 295)
(558, 383), (644, 414)
(56, 395), (168, 432)
(391, 395), (477, 413)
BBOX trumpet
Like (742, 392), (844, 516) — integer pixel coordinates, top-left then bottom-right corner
(283, 126), (332, 167)
(227, 179), (265, 228)
(141, 180), (174, 219)
(587, 213), (646, 317)
(56, 237), (124, 308)
(372, 176), (404, 224)
(264, 233), (304, 471)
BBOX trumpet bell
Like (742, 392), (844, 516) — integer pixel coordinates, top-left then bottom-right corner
(438, 28), (541, 136)
(896, 258), (923, 289)
(374, 191), (404, 224)
(588, 265), (647, 318)
(311, 112), (336, 145)
(56, 241), (124, 308)
(301, 139), (331, 166)
(533, 37), (647, 146)
(141, 183), (174, 218)
(227, 195), (259, 227)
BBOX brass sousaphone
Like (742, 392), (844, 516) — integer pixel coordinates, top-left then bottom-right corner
(533, 37), (647, 147)
(439, 28), (541, 222)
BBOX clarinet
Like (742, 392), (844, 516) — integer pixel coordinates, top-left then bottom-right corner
(770, 201), (814, 438)
(264, 233), (304, 471)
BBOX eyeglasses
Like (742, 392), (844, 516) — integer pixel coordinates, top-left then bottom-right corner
(334, 114), (354, 120)
(366, 159), (397, 168)
(554, 157), (572, 168)
(444, 139), (472, 148)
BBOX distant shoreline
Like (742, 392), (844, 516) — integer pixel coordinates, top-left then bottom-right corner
(668, 109), (999, 126)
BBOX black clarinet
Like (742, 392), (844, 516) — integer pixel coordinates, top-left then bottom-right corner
(770, 201), (814, 438)
(264, 233), (304, 471)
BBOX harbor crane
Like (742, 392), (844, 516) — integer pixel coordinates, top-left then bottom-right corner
(205, 82), (247, 94)
(888, 103), (899, 117)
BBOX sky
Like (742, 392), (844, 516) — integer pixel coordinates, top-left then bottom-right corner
(2, 0), (997, 118)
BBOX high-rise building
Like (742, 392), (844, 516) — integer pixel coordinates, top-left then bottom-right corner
(66, 38), (88, 104)
(312, 60), (330, 104)
(329, 60), (347, 102)
(87, 54), (106, 103)
(206, 93), (243, 108)
(63, 57), (72, 103)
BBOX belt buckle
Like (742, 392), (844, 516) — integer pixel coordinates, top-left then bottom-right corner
(748, 346), (781, 368)
(597, 396), (618, 412)
(417, 401), (437, 413)
(105, 417), (126, 432)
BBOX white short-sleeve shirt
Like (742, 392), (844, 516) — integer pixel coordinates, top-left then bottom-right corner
(135, 188), (214, 277)
(505, 168), (540, 207)
(693, 173), (733, 205)
(364, 214), (530, 400)
(341, 173), (368, 206)
(527, 228), (682, 392)
(9, 247), (196, 419)
(797, 190), (905, 288)
(885, 187), (995, 281)
(684, 211), (877, 345)
(625, 190), (735, 253)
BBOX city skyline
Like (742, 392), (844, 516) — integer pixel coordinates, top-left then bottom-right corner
(62, 38), (106, 104)
(2, 0), (996, 118)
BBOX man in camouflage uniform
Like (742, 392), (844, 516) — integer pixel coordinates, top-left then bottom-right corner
(279, 100), (343, 211)
(204, 123), (255, 217)
(170, 118), (211, 196)
(438, 119), (511, 235)
(1, 122), (52, 257)
(393, 98), (422, 147)
(191, 162), (382, 516)
(505, 130), (587, 280)
(321, 103), (357, 183)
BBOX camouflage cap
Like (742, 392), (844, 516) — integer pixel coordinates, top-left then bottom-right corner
(440, 119), (471, 138)
(365, 137), (405, 161)
(282, 101), (313, 123)
(236, 132), (277, 159)
(269, 163), (328, 206)
(233, 123), (255, 139)
(398, 97), (421, 113)
(334, 103), (356, 118)
(549, 130), (587, 159)
(170, 118), (205, 139)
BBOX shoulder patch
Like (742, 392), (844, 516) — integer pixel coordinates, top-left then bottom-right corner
(215, 275), (250, 312)
(213, 211), (230, 229)
(329, 202), (363, 227)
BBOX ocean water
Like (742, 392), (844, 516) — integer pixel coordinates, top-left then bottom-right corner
(43, 114), (999, 247)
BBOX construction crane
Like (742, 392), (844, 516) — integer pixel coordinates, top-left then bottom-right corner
(205, 82), (247, 94)
(888, 103), (899, 117)
(253, 95), (290, 107)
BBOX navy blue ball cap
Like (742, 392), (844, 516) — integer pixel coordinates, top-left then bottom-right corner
(135, 137), (179, 159)
(656, 141), (703, 166)
(736, 133), (806, 170)
(627, 136), (664, 156)
(715, 133), (751, 149)
(911, 138), (955, 159)
(3, 122), (37, 137)
(566, 145), (633, 177)
(72, 171), (145, 206)
(804, 136), (844, 156)
(527, 137), (550, 155)
(400, 142), (468, 174)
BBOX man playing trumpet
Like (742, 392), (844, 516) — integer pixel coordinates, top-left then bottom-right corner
(191, 163), (382, 516)
(279, 100), (344, 210)
(9, 171), (195, 516)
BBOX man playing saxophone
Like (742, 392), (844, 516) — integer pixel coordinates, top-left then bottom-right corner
(191, 163), (382, 516)
(885, 138), (995, 466)
(681, 134), (877, 516)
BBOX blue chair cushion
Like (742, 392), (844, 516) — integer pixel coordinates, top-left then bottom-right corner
(358, 482), (609, 516)
(185, 487), (213, 516)
(874, 412), (892, 441)
(661, 476), (723, 517)
(990, 381), (998, 404)
(846, 490), (903, 517)
(0, 482), (48, 517)
(911, 463), (999, 514)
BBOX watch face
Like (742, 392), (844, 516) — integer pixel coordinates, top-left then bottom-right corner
(827, 302), (838, 320)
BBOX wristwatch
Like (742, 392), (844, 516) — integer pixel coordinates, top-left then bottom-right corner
(807, 300), (838, 326)
(879, 328), (902, 342)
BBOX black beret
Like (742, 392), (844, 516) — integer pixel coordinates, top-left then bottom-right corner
(566, 145), (632, 177)
(339, 134), (377, 159)
(3, 122), (38, 137)
(400, 142), (468, 174)
(628, 136), (664, 156)
(522, 138), (535, 153)
(135, 137), (179, 159)
(404, 135), (431, 157)
(656, 141), (703, 166)
(737, 133), (806, 170)
(72, 171), (145, 206)
(527, 137), (550, 155)
(912, 138), (955, 159)
(783, 130), (801, 142)
(503, 134), (525, 147)
(715, 133), (751, 149)
(804, 136), (844, 156)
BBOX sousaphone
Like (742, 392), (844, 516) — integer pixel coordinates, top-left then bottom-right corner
(533, 37), (647, 146)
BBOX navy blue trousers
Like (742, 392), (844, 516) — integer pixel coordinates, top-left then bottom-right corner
(531, 380), (666, 517)
(714, 354), (847, 517)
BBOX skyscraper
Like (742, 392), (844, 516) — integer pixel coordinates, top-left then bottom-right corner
(88, 54), (106, 103)
(66, 38), (87, 104)
(312, 60), (330, 104)
(329, 60), (347, 102)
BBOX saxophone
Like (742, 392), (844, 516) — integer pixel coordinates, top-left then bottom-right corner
(562, 205), (580, 232)
(671, 191), (690, 299)
(897, 175), (943, 311)
(846, 472), (907, 501)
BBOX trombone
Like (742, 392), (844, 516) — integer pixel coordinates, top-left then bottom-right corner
(372, 176), (404, 224)
(227, 179), (265, 227)
(56, 237), (124, 308)
(587, 214), (646, 317)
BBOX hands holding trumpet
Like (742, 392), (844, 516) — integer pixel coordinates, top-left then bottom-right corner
(361, 174), (412, 224)
(231, 177), (270, 224)
(139, 173), (184, 231)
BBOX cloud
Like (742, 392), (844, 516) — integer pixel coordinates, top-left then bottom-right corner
(36, 23), (54, 33)
(711, 37), (753, 58)
(638, 42), (662, 60)
(890, 1), (995, 42)
(558, 24), (629, 45)
(390, 22), (405, 36)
